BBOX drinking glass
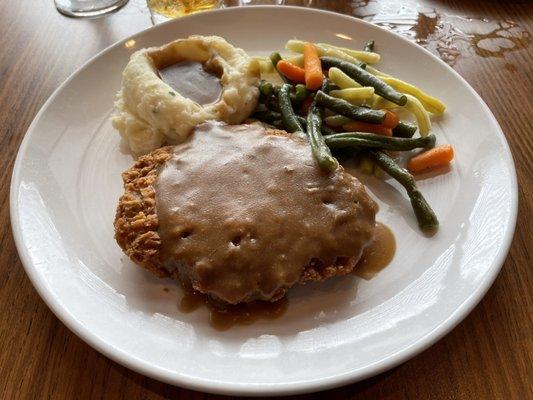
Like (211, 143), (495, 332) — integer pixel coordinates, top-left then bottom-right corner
(55, 0), (129, 18)
(147, 0), (223, 19)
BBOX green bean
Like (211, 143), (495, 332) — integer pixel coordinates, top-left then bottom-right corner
(270, 84), (307, 105)
(393, 121), (418, 138)
(315, 91), (386, 124)
(275, 115), (334, 136)
(326, 82), (340, 93)
(269, 52), (283, 67)
(259, 80), (274, 96)
(257, 93), (335, 136)
(279, 84), (304, 133)
(272, 86), (294, 102)
(294, 116), (336, 136)
(321, 77), (332, 94)
(258, 110), (335, 136)
(255, 119), (333, 143)
(270, 52), (288, 83)
(264, 112), (333, 135)
(313, 78), (337, 136)
(306, 82), (339, 171)
(319, 124), (337, 136)
(325, 133), (436, 151)
(254, 110), (331, 137)
(293, 84), (308, 104)
(367, 151), (438, 232)
(320, 57), (407, 106)
(364, 40), (375, 52)
(324, 115), (352, 127)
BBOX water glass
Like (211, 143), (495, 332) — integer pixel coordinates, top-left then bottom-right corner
(55, 0), (129, 18)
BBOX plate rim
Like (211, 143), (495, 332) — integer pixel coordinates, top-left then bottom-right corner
(9, 5), (518, 396)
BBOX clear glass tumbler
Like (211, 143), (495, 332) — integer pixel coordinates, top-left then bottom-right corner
(55, 0), (129, 18)
(147, 0), (222, 19)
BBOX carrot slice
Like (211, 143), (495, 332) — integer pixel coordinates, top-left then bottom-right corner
(303, 43), (324, 90)
(342, 121), (393, 136)
(407, 144), (454, 173)
(382, 110), (399, 128)
(276, 60), (306, 83)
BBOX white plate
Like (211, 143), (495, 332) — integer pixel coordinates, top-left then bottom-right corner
(10, 6), (517, 396)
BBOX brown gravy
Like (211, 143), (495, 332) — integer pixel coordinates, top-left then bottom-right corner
(158, 60), (222, 105)
(155, 122), (377, 304)
(354, 223), (396, 279)
(179, 288), (288, 331)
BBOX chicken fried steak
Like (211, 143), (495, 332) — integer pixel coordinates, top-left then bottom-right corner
(114, 122), (377, 304)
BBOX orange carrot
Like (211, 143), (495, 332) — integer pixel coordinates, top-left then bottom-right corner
(276, 60), (306, 83)
(382, 111), (399, 129)
(407, 144), (454, 173)
(303, 43), (324, 90)
(342, 121), (393, 136)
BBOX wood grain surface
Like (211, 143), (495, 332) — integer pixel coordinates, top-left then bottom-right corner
(1, 1), (531, 399)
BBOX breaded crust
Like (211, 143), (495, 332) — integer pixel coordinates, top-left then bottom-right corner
(114, 147), (171, 278)
(114, 138), (360, 302)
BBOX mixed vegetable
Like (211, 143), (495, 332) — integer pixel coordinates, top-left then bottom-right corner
(252, 40), (454, 233)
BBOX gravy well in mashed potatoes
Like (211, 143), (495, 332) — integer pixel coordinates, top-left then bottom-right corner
(112, 35), (260, 155)
(158, 61), (223, 105)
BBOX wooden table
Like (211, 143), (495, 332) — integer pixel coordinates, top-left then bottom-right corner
(1, 1), (531, 398)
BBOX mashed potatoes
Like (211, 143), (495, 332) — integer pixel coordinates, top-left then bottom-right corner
(112, 35), (260, 154)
